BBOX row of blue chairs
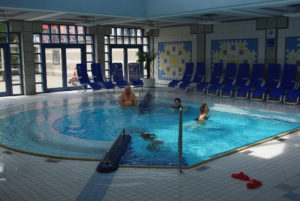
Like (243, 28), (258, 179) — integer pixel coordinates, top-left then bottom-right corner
(168, 62), (300, 104)
(76, 63), (144, 91)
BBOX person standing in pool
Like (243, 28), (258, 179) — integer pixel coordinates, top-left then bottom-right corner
(195, 103), (209, 121)
(120, 85), (137, 107)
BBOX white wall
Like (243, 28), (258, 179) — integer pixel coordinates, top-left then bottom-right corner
(206, 20), (265, 79)
(277, 17), (300, 68)
(154, 26), (197, 85)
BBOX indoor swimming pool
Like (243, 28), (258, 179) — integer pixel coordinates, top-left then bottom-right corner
(0, 94), (299, 167)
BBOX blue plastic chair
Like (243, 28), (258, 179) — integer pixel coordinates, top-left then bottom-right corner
(283, 88), (300, 104)
(91, 63), (115, 89)
(207, 63), (236, 95)
(220, 63), (250, 97)
(267, 64), (297, 102)
(128, 63), (144, 88)
(196, 63), (223, 93)
(168, 62), (194, 88)
(235, 64), (265, 99)
(111, 63), (129, 88)
(250, 64), (281, 100)
(76, 63), (101, 91)
(179, 62), (205, 90)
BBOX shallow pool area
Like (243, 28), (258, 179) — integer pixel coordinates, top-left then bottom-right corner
(0, 91), (299, 166)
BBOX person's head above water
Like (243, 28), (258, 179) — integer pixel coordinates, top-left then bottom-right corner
(173, 98), (182, 108)
(200, 103), (209, 114)
(120, 85), (137, 106)
(124, 85), (131, 95)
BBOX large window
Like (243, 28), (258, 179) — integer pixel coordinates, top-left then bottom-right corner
(33, 24), (94, 93)
(104, 27), (149, 80)
(0, 22), (23, 96)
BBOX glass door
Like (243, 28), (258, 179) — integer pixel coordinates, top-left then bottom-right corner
(110, 46), (142, 81)
(42, 45), (85, 92)
(45, 48), (63, 89)
(127, 48), (140, 80)
(0, 44), (11, 96)
(111, 48), (124, 81)
(66, 48), (81, 87)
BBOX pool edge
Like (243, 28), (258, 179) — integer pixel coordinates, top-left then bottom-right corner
(120, 127), (300, 169)
(1, 127), (299, 166)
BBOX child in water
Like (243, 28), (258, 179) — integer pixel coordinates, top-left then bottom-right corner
(195, 103), (209, 121)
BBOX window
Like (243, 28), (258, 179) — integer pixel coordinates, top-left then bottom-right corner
(33, 24), (95, 93)
(0, 22), (23, 95)
(104, 27), (149, 80)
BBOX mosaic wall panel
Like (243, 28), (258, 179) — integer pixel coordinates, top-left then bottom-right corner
(211, 39), (258, 67)
(285, 37), (300, 66)
(158, 41), (192, 80)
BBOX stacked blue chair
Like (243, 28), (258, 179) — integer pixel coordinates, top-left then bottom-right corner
(111, 63), (129, 88)
(179, 62), (205, 90)
(128, 63), (144, 88)
(196, 63), (223, 93)
(207, 63), (237, 95)
(250, 64), (281, 100)
(235, 64), (265, 99)
(168, 62), (194, 88)
(267, 64), (297, 102)
(220, 63), (250, 97)
(283, 88), (300, 104)
(76, 63), (101, 91)
(91, 63), (115, 89)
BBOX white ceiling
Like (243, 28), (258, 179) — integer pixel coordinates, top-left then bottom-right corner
(0, 1), (300, 27)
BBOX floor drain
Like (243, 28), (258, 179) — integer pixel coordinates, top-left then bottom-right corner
(195, 166), (210, 171)
(277, 138), (286, 142)
(2, 151), (12, 155)
(45, 158), (61, 163)
(275, 183), (297, 192)
(242, 150), (253, 155)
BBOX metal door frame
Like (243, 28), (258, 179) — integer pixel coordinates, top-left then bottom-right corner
(41, 44), (86, 92)
(0, 44), (12, 96)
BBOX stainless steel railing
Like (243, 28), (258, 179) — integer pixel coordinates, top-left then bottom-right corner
(178, 107), (183, 173)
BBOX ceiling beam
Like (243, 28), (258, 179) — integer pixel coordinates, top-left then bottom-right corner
(223, 9), (271, 17)
(26, 11), (66, 21)
(99, 17), (145, 25)
(147, 17), (200, 24)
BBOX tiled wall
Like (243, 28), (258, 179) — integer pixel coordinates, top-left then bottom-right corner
(205, 20), (265, 80)
(153, 26), (197, 85)
(278, 17), (300, 73)
(154, 18), (300, 84)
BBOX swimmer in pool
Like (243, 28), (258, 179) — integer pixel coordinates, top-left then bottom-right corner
(195, 103), (209, 121)
(120, 85), (137, 107)
(172, 98), (182, 109)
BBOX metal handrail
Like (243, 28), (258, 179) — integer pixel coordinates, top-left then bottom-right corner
(178, 107), (183, 173)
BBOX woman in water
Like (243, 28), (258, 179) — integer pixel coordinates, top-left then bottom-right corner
(195, 103), (209, 121)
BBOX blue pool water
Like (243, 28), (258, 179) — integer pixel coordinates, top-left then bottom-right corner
(0, 98), (299, 166)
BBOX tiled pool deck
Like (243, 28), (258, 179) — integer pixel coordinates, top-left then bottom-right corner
(0, 88), (300, 201)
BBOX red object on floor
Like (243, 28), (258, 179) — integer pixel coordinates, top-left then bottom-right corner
(231, 172), (250, 181)
(247, 179), (262, 189)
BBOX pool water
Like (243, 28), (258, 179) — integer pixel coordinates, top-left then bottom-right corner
(0, 98), (299, 166)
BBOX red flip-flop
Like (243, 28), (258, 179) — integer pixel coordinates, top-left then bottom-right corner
(231, 172), (250, 181)
(247, 179), (262, 189)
